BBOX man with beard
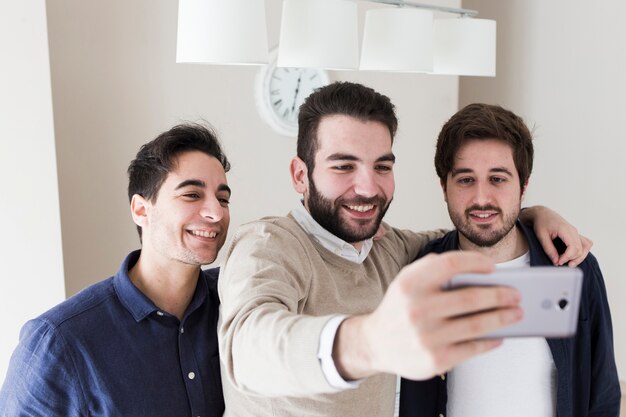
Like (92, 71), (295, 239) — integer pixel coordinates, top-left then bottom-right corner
(0, 124), (230, 416)
(218, 83), (592, 417)
(400, 103), (620, 417)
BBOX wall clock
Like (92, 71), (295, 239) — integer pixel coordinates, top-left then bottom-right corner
(255, 50), (330, 137)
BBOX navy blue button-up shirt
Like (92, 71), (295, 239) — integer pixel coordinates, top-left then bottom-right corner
(0, 250), (224, 417)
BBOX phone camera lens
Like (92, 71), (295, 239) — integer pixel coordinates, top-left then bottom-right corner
(558, 299), (569, 310)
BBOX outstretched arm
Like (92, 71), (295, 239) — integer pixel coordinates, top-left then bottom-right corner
(519, 205), (592, 266)
(333, 251), (522, 381)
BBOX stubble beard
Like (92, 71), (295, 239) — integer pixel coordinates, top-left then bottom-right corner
(306, 178), (391, 243)
(449, 204), (520, 247)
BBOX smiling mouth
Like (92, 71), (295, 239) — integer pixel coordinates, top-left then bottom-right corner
(189, 230), (218, 238)
(346, 204), (375, 213)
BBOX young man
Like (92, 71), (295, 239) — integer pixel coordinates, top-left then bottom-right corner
(218, 82), (591, 417)
(0, 123), (230, 416)
(400, 103), (620, 417)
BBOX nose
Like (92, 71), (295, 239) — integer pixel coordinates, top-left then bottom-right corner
(473, 181), (493, 206)
(200, 197), (225, 222)
(353, 168), (379, 198)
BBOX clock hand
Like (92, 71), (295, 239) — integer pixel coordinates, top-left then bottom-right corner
(291, 70), (303, 114)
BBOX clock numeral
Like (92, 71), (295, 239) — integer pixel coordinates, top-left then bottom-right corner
(309, 73), (318, 81)
(270, 89), (280, 95)
(273, 99), (283, 106)
(283, 108), (289, 118)
(272, 75), (282, 81)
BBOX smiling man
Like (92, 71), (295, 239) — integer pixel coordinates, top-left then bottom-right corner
(0, 123), (230, 416)
(399, 103), (620, 417)
(218, 82), (591, 417)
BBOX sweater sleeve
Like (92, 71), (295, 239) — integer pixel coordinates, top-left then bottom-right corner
(0, 319), (86, 416)
(382, 225), (448, 265)
(218, 220), (343, 396)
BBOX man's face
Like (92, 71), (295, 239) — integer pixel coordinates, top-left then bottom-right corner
(140, 151), (231, 266)
(304, 114), (395, 243)
(443, 138), (526, 248)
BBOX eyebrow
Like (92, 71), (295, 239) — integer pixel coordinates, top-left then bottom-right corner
(326, 153), (396, 163)
(175, 179), (232, 196)
(451, 167), (514, 176)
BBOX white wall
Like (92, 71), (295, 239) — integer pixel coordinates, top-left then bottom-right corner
(0, 0), (65, 380)
(461, 0), (626, 380)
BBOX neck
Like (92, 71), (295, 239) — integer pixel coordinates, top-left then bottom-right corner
(458, 225), (529, 264)
(351, 241), (364, 251)
(128, 250), (201, 320)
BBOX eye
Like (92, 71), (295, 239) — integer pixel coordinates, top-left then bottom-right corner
(375, 164), (393, 173)
(332, 164), (353, 172)
(183, 192), (201, 199)
(490, 176), (506, 184)
(457, 177), (474, 185)
(218, 198), (230, 207)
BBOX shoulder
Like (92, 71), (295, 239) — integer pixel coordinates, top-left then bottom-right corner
(36, 278), (116, 328)
(202, 267), (220, 297)
(419, 230), (457, 257)
(227, 215), (312, 258)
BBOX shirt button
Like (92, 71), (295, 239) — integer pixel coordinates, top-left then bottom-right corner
(180, 327), (185, 334)
(440, 374), (446, 380)
(156, 311), (164, 316)
(439, 414), (445, 417)
(188, 372), (196, 380)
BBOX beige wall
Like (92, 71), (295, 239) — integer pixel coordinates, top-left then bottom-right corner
(0, 0), (66, 380)
(461, 0), (626, 380)
(46, 0), (460, 298)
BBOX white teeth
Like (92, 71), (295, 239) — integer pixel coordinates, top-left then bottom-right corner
(191, 230), (217, 238)
(474, 213), (492, 218)
(347, 204), (374, 212)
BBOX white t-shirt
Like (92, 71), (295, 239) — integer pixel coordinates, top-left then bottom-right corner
(447, 252), (557, 417)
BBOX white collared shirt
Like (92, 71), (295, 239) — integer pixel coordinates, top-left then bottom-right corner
(291, 202), (373, 389)
(291, 202), (373, 263)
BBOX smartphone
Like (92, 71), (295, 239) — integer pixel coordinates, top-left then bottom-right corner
(448, 267), (583, 338)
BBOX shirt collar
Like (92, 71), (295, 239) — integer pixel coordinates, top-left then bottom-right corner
(292, 201), (373, 264)
(113, 250), (208, 322)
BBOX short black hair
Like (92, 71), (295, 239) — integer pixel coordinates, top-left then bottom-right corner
(297, 82), (397, 173)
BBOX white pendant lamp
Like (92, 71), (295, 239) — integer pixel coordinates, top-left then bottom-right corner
(277, 0), (359, 70)
(176, 0), (269, 65)
(433, 18), (496, 76)
(360, 8), (434, 72)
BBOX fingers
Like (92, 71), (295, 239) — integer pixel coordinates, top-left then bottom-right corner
(415, 285), (521, 320)
(400, 251), (495, 291)
(564, 235), (593, 267)
(431, 339), (504, 375)
(556, 232), (583, 266)
(434, 306), (523, 345)
(535, 229), (559, 265)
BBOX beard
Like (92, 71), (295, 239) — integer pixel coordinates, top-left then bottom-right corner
(306, 178), (391, 243)
(449, 204), (519, 247)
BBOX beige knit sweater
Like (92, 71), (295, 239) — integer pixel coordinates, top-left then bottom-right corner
(218, 213), (444, 417)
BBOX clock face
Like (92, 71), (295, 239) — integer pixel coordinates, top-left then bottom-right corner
(256, 60), (329, 136)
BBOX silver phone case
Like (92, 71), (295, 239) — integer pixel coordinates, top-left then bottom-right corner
(449, 267), (584, 338)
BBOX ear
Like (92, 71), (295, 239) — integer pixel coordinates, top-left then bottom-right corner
(290, 156), (309, 194)
(130, 194), (150, 229)
(440, 178), (448, 203)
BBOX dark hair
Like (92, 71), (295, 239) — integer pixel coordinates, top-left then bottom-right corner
(297, 81), (398, 172)
(127, 122), (230, 239)
(435, 103), (533, 190)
